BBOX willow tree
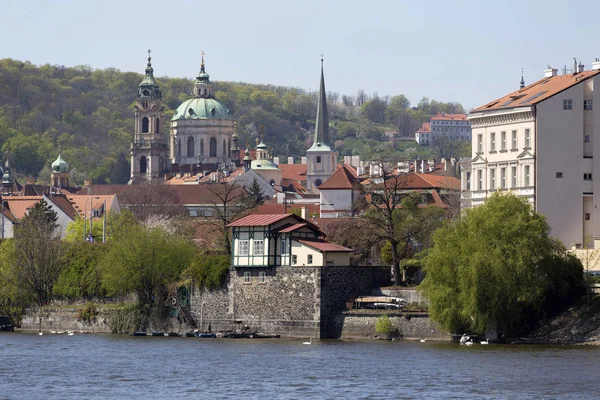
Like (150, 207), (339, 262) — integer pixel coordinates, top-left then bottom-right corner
(421, 192), (583, 338)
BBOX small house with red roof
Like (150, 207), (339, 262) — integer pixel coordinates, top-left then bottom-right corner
(318, 164), (361, 218)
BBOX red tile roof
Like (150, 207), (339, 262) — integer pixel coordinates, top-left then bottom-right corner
(279, 164), (307, 182)
(370, 172), (460, 191)
(297, 239), (352, 252)
(279, 223), (307, 233)
(416, 122), (431, 133)
(473, 70), (600, 112)
(431, 112), (467, 121)
(319, 164), (359, 190)
(227, 214), (292, 227)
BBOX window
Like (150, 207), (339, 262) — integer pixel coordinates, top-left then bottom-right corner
(239, 240), (249, 256)
(585, 100), (593, 110)
(155, 118), (160, 134)
(200, 139), (204, 156)
(501, 168), (506, 188)
(315, 179), (322, 187)
(292, 255), (297, 264)
(209, 137), (217, 157)
(243, 272), (251, 284)
(489, 169), (496, 189)
(490, 132), (496, 152)
(501, 132), (506, 150)
(307, 254), (313, 264)
(187, 137), (195, 158)
(584, 173), (593, 181)
(142, 117), (149, 133)
(524, 165), (530, 186)
(258, 271), (266, 283)
(466, 172), (471, 190)
(223, 139), (226, 157)
(511, 130), (517, 149)
(556, 172), (563, 178)
(585, 213), (591, 221)
(316, 156), (322, 163)
(177, 139), (181, 157)
(477, 134), (483, 153)
(585, 135), (591, 143)
(280, 240), (287, 255)
(525, 129), (530, 148)
(511, 166), (517, 187)
(253, 240), (264, 256)
(477, 170), (482, 190)
(563, 99), (573, 110)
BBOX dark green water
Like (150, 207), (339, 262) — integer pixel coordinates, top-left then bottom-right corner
(0, 332), (598, 399)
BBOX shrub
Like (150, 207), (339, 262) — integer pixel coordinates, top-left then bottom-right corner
(375, 314), (398, 339)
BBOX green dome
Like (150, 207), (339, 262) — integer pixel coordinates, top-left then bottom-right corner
(250, 159), (278, 170)
(51, 153), (69, 173)
(172, 98), (232, 121)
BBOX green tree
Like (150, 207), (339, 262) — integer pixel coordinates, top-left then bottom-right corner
(13, 199), (63, 306)
(246, 178), (265, 207)
(0, 239), (31, 325)
(54, 241), (106, 300)
(100, 225), (196, 309)
(421, 193), (583, 337)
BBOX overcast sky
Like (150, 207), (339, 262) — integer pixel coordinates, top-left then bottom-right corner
(3, 0), (600, 110)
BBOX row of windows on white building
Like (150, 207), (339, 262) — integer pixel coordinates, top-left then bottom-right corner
(477, 129), (531, 153)
(177, 137), (231, 158)
(468, 166), (594, 191)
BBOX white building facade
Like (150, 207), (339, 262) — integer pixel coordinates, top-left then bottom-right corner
(462, 61), (600, 249)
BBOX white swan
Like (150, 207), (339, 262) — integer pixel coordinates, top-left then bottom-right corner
(38, 332), (43, 336)
(480, 338), (489, 345)
(303, 338), (312, 345)
(420, 339), (427, 343)
(67, 331), (74, 336)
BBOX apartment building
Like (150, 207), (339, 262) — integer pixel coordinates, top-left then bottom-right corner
(415, 113), (471, 145)
(461, 59), (600, 248)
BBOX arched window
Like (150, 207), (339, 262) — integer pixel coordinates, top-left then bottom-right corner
(228, 139), (231, 156)
(187, 137), (195, 158)
(142, 117), (149, 133)
(200, 139), (204, 156)
(155, 118), (160, 134)
(209, 137), (217, 157)
(223, 139), (226, 158)
(140, 156), (147, 174)
(177, 139), (181, 157)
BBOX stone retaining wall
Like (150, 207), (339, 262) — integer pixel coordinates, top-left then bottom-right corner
(21, 307), (113, 333)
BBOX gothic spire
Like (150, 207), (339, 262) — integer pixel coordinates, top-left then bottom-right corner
(138, 49), (161, 99)
(520, 68), (525, 89)
(312, 55), (330, 148)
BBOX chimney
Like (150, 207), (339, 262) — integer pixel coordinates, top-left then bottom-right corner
(573, 58), (578, 75)
(578, 62), (585, 73)
(420, 159), (426, 174)
(356, 165), (364, 175)
(301, 207), (306, 220)
(301, 157), (307, 165)
(593, 58), (600, 71)
(287, 156), (294, 164)
(273, 157), (279, 166)
(83, 178), (92, 187)
(544, 66), (558, 77)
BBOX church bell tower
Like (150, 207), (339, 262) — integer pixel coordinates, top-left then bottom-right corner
(130, 49), (169, 184)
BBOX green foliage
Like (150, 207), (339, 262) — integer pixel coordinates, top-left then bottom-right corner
(375, 314), (398, 338)
(187, 255), (230, 290)
(77, 302), (97, 323)
(0, 239), (31, 324)
(246, 178), (264, 207)
(100, 225), (196, 307)
(421, 193), (583, 337)
(105, 303), (148, 333)
(54, 242), (106, 300)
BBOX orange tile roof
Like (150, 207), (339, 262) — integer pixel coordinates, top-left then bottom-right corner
(279, 164), (307, 182)
(473, 70), (600, 112)
(279, 223), (308, 233)
(319, 164), (359, 190)
(227, 214), (293, 227)
(3, 197), (39, 219)
(416, 122), (431, 133)
(66, 194), (117, 217)
(371, 173), (460, 191)
(431, 112), (467, 121)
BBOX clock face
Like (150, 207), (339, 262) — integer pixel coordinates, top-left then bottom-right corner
(142, 89), (150, 96)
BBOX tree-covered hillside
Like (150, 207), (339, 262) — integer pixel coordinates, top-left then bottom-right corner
(0, 58), (465, 184)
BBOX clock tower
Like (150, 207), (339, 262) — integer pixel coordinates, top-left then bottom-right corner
(130, 49), (169, 184)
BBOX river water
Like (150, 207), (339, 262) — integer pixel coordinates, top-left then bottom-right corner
(0, 332), (598, 399)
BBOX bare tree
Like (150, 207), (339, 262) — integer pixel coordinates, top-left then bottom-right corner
(118, 182), (187, 222)
(431, 132), (470, 160)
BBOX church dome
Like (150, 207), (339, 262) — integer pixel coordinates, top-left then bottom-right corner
(172, 98), (232, 121)
(250, 159), (279, 170)
(51, 153), (69, 173)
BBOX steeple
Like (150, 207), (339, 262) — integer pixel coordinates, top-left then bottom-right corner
(193, 51), (215, 99)
(311, 56), (330, 148)
(2, 158), (13, 196)
(138, 49), (161, 99)
(520, 68), (525, 89)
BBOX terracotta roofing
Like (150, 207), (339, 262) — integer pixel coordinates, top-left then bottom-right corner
(431, 112), (467, 121)
(278, 223), (307, 233)
(473, 70), (600, 112)
(2, 197), (42, 219)
(297, 239), (352, 252)
(416, 122), (431, 133)
(66, 194), (116, 218)
(370, 172), (459, 191)
(47, 194), (78, 220)
(319, 164), (359, 190)
(281, 178), (307, 193)
(227, 214), (292, 227)
(279, 164), (307, 182)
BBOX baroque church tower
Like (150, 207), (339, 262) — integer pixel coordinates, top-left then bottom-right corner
(306, 58), (338, 193)
(130, 50), (169, 184)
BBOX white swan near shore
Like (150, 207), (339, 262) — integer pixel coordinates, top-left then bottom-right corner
(303, 338), (312, 345)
